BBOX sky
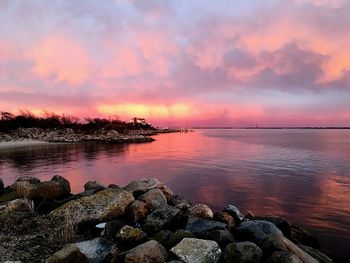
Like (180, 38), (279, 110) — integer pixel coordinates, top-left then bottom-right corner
(1, 0), (350, 127)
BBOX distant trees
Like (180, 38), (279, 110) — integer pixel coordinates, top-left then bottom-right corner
(0, 110), (154, 133)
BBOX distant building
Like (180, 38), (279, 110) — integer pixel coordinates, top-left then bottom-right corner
(131, 117), (151, 126)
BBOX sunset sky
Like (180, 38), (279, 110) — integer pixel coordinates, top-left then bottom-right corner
(1, 0), (350, 127)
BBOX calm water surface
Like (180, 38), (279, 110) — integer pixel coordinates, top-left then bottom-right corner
(1, 129), (350, 257)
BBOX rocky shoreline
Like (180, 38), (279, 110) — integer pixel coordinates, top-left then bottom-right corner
(0, 176), (342, 263)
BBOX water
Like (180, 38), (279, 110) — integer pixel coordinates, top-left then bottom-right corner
(1, 129), (350, 257)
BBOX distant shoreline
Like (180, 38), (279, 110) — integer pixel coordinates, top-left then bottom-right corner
(192, 127), (350, 130)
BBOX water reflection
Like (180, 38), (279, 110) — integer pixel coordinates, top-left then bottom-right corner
(0, 130), (350, 257)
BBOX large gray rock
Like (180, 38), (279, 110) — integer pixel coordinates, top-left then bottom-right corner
(223, 204), (244, 223)
(221, 242), (262, 263)
(169, 195), (192, 209)
(121, 240), (167, 263)
(123, 178), (173, 199)
(15, 176), (40, 184)
(138, 189), (167, 210)
(84, 181), (106, 192)
(253, 216), (291, 237)
(115, 225), (147, 246)
(15, 181), (66, 199)
(235, 220), (283, 246)
(185, 217), (227, 234)
(196, 229), (234, 248)
(298, 245), (332, 263)
(188, 204), (214, 219)
(47, 238), (113, 263)
(126, 200), (149, 223)
(170, 238), (222, 263)
(51, 188), (134, 226)
(51, 175), (71, 196)
(143, 205), (186, 234)
(0, 178), (4, 194)
(266, 251), (303, 263)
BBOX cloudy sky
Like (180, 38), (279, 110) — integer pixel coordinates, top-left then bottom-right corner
(1, 0), (350, 126)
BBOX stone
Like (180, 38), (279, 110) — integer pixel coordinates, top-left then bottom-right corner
(169, 195), (192, 209)
(120, 240), (167, 263)
(188, 204), (214, 219)
(152, 230), (175, 249)
(196, 229), (234, 248)
(123, 178), (173, 199)
(260, 235), (288, 256)
(138, 189), (167, 210)
(170, 238), (222, 263)
(0, 190), (18, 203)
(47, 244), (89, 263)
(223, 204), (244, 223)
(115, 225), (147, 246)
(104, 218), (128, 240)
(126, 200), (149, 223)
(253, 216), (291, 238)
(15, 176), (40, 185)
(48, 238), (113, 263)
(234, 220), (283, 246)
(0, 178), (4, 194)
(185, 216), (227, 234)
(290, 225), (321, 249)
(84, 181), (106, 192)
(15, 181), (66, 199)
(51, 188), (134, 227)
(213, 212), (235, 231)
(170, 230), (195, 247)
(143, 205), (186, 234)
(221, 242), (263, 263)
(265, 251), (303, 263)
(51, 175), (71, 196)
(4, 198), (33, 213)
(298, 245), (332, 263)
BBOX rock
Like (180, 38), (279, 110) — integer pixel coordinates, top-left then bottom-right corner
(223, 204), (244, 223)
(108, 184), (120, 189)
(15, 176), (40, 184)
(253, 216), (291, 238)
(15, 181), (66, 199)
(4, 198), (32, 213)
(0, 190), (18, 203)
(51, 175), (71, 196)
(260, 235), (288, 256)
(143, 205), (186, 234)
(169, 195), (192, 209)
(185, 216), (227, 234)
(106, 130), (119, 137)
(265, 251), (303, 263)
(188, 204), (214, 219)
(48, 238), (113, 263)
(298, 245), (332, 263)
(47, 244), (89, 263)
(213, 212), (235, 231)
(84, 181), (106, 192)
(171, 230), (195, 247)
(123, 178), (173, 200)
(196, 229), (234, 248)
(234, 220), (283, 246)
(138, 189), (167, 210)
(153, 230), (175, 249)
(170, 238), (222, 263)
(290, 225), (321, 249)
(104, 218), (128, 240)
(0, 178), (4, 194)
(126, 200), (149, 223)
(51, 188), (134, 227)
(221, 242), (263, 263)
(120, 240), (167, 263)
(282, 237), (319, 263)
(115, 225), (147, 247)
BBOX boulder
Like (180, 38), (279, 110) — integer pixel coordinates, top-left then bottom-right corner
(221, 242), (263, 263)
(51, 188), (134, 227)
(213, 212), (235, 231)
(170, 238), (222, 263)
(298, 245), (332, 263)
(234, 220), (283, 246)
(196, 229), (234, 248)
(253, 216), (291, 238)
(223, 205), (244, 224)
(104, 218), (128, 240)
(3, 198), (33, 213)
(171, 230), (195, 247)
(290, 225), (321, 249)
(169, 195), (192, 209)
(123, 178), (173, 199)
(48, 238), (113, 263)
(126, 200), (149, 223)
(120, 240), (167, 263)
(143, 205), (186, 234)
(84, 181), (106, 192)
(185, 217), (227, 235)
(115, 225), (147, 247)
(188, 204), (214, 219)
(153, 230), (175, 249)
(51, 175), (71, 196)
(15, 181), (66, 199)
(138, 189), (167, 210)
(15, 176), (40, 184)
(0, 178), (4, 195)
(265, 251), (303, 263)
